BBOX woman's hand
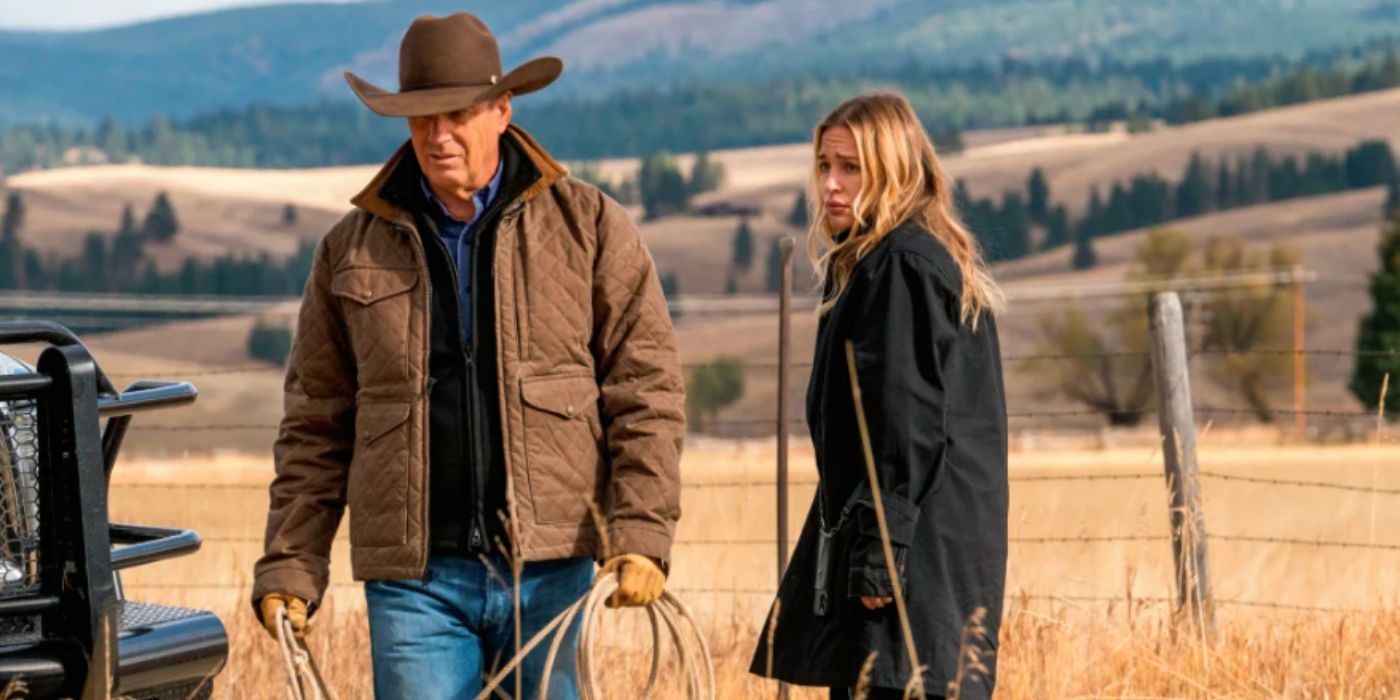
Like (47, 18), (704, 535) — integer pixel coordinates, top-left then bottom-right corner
(860, 596), (893, 610)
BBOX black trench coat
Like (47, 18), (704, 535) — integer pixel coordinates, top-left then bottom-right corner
(750, 221), (1008, 697)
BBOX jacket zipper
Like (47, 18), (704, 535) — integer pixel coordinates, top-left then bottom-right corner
(465, 226), (487, 553)
(422, 228), (487, 553)
(411, 190), (532, 556)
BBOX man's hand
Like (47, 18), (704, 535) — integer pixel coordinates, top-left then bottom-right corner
(860, 596), (893, 611)
(599, 554), (666, 608)
(259, 592), (310, 640)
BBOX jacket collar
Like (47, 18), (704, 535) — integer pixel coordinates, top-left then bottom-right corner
(350, 124), (568, 224)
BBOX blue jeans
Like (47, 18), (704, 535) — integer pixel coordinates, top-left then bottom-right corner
(365, 554), (595, 700)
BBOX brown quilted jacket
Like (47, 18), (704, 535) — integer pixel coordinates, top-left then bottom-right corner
(251, 126), (685, 611)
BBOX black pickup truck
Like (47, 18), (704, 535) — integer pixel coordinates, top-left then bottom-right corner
(0, 321), (228, 698)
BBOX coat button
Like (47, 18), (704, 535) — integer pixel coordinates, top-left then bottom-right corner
(364, 290), (374, 300)
(566, 405), (575, 416)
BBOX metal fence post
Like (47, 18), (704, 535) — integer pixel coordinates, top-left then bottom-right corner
(776, 237), (795, 583)
(776, 237), (794, 700)
(1148, 292), (1215, 634)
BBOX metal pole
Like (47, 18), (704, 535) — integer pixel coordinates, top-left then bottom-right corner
(1148, 292), (1215, 635)
(1292, 264), (1307, 438)
(776, 237), (794, 700)
(776, 237), (795, 582)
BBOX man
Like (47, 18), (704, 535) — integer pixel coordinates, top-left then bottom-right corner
(251, 13), (684, 699)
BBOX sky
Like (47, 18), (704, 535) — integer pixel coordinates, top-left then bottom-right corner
(0, 0), (363, 31)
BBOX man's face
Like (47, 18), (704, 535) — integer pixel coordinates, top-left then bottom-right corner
(408, 94), (512, 194)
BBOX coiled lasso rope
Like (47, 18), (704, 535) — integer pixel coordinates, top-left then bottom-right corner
(275, 607), (338, 700)
(475, 572), (715, 700)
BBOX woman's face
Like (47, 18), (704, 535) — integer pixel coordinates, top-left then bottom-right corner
(817, 125), (862, 232)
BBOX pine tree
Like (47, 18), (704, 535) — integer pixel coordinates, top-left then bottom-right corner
(660, 271), (681, 320)
(119, 203), (138, 237)
(0, 242), (12, 290)
(1104, 182), (1133, 234)
(787, 190), (810, 229)
(1215, 158), (1234, 209)
(764, 236), (790, 293)
(1026, 167), (1049, 224)
(1176, 152), (1214, 217)
(1072, 229), (1097, 270)
(998, 193), (1031, 260)
(1080, 185), (1105, 240)
(1041, 205), (1071, 251)
(731, 216), (755, 272)
(112, 227), (145, 290)
(1351, 213), (1400, 412)
(1, 192), (26, 289)
(139, 259), (162, 294)
(1386, 177), (1400, 218)
(687, 150), (725, 195)
(1, 192), (23, 245)
(685, 356), (745, 433)
(143, 191), (180, 242)
(282, 203), (299, 226)
(81, 232), (109, 292)
(247, 318), (294, 365)
(1344, 140), (1397, 189)
(638, 152), (689, 220)
(953, 178), (973, 213)
(23, 250), (46, 291)
(97, 117), (127, 162)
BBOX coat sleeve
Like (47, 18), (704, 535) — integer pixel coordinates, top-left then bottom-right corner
(843, 253), (957, 598)
(251, 233), (355, 616)
(590, 195), (686, 564)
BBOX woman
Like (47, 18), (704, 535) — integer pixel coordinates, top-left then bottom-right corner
(750, 92), (1009, 699)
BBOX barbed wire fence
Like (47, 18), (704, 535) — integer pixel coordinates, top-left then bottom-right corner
(91, 262), (1400, 622)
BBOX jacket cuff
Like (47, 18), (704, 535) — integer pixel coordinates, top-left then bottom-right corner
(848, 483), (920, 546)
(844, 483), (919, 599)
(608, 522), (674, 567)
(849, 564), (900, 598)
(251, 562), (329, 623)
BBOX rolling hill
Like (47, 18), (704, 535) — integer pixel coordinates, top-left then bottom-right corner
(3, 87), (1396, 452)
(4, 0), (1400, 126)
(74, 181), (1385, 455)
(9, 87), (1400, 282)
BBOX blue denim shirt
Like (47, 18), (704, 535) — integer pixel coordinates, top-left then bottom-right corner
(420, 160), (503, 344)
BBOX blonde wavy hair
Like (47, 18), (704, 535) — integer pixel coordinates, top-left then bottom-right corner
(808, 92), (1004, 327)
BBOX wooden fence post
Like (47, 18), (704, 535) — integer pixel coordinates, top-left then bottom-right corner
(1148, 292), (1215, 634)
(1292, 264), (1307, 438)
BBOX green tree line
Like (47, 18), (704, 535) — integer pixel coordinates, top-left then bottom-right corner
(0, 190), (314, 297)
(5, 41), (1400, 172)
(957, 139), (1398, 265)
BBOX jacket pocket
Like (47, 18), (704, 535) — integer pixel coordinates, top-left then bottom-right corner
(839, 483), (920, 601)
(348, 400), (412, 547)
(331, 267), (418, 385)
(520, 373), (605, 525)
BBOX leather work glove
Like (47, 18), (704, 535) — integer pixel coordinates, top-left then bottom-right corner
(600, 554), (667, 608)
(259, 592), (310, 641)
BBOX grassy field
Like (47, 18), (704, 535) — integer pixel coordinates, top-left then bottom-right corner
(108, 437), (1400, 698)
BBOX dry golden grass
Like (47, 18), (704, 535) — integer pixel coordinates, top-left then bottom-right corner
(179, 595), (1400, 698)
(105, 438), (1400, 698)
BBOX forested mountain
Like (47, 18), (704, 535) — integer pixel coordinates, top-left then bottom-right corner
(4, 0), (1400, 128)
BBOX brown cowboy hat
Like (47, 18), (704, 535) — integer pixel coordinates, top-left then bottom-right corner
(345, 12), (562, 118)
